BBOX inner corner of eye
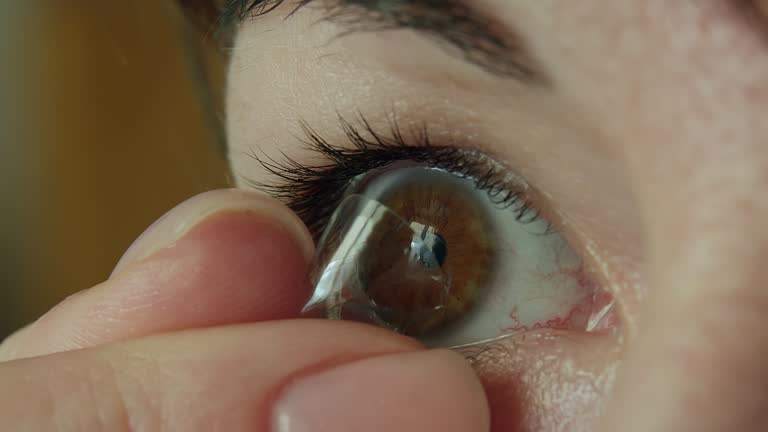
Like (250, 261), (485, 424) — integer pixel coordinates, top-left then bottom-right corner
(308, 163), (618, 348)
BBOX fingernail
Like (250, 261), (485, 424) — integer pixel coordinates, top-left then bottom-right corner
(272, 350), (490, 432)
(111, 189), (313, 277)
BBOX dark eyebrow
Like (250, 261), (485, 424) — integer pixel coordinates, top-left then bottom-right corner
(221, 0), (544, 82)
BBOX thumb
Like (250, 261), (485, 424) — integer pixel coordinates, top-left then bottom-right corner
(1, 189), (314, 360)
(0, 321), (490, 432)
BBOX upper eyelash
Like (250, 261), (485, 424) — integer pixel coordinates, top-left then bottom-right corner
(244, 116), (544, 239)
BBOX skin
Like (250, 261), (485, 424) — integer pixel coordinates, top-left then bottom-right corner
(0, 190), (489, 432)
(2, 1), (767, 431)
(226, 0), (768, 430)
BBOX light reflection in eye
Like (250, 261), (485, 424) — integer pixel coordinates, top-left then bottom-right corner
(303, 164), (615, 347)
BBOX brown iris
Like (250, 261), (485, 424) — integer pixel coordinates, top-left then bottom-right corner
(357, 168), (495, 336)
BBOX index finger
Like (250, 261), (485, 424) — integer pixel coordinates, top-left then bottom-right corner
(1, 320), (490, 432)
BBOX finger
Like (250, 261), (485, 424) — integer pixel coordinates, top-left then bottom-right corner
(0, 189), (314, 360)
(0, 320), (489, 432)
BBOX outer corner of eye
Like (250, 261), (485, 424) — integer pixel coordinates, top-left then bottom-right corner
(299, 156), (619, 349)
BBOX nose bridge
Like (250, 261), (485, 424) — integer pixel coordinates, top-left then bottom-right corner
(624, 56), (768, 305)
(620, 144), (768, 429)
(526, 2), (768, 428)
(621, 65), (768, 312)
(597, 76), (768, 428)
(545, 0), (768, 262)
(584, 2), (768, 297)
(645, 153), (768, 300)
(607, 46), (768, 424)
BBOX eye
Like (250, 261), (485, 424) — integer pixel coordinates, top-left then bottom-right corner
(250, 118), (616, 347)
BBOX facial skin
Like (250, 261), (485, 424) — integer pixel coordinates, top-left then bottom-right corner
(226, 1), (768, 431)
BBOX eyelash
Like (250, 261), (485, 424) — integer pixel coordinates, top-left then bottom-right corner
(245, 116), (545, 239)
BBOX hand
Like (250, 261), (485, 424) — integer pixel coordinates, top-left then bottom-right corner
(0, 189), (490, 432)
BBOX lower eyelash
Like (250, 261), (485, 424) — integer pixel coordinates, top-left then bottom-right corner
(243, 115), (544, 239)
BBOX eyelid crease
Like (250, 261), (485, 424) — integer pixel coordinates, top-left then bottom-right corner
(242, 114), (549, 239)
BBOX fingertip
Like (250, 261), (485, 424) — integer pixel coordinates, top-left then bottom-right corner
(112, 188), (314, 277)
(273, 349), (490, 432)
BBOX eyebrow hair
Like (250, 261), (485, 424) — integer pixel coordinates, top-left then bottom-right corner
(221, 0), (543, 82)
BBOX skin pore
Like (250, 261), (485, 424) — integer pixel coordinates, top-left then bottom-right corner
(226, 1), (768, 431)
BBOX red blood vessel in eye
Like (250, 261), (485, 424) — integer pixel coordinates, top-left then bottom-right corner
(502, 264), (618, 335)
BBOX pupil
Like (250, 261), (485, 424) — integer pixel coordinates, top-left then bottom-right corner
(433, 234), (447, 267)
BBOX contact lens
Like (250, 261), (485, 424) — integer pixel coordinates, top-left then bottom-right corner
(303, 194), (456, 335)
(302, 164), (497, 340)
(301, 162), (615, 347)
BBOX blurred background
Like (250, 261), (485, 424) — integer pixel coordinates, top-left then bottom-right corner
(1, 1), (231, 338)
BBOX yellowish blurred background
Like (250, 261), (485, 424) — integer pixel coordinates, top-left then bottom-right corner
(3, 1), (231, 338)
